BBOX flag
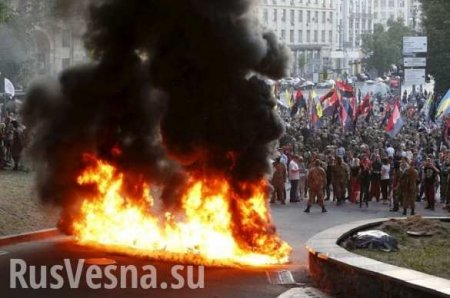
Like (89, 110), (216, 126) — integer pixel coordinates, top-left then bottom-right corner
(356, 94), (371, 120)
(386, 104), (404, 137)
(336, 81), (354, 98)
(316, 101), (323, 118)
(421, 93), (433, 120)
(320, 88), (339, 117)
(436, 89), (450, 119)
(4, 78), (14, 96)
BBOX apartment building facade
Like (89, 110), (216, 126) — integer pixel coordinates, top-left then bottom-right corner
(256, 0), (340, 78)
(256, 0), (423, 78)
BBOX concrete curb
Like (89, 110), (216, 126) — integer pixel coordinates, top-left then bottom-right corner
(306, 217), (450, 298)
(0, 228), (61, 247)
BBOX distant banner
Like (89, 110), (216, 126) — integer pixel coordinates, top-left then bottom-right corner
(4, 78), (15, 96)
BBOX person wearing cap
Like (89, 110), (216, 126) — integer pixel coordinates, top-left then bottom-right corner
(422, 157), (440, 211)
(270, 157), (287, 205)
(305, 159), (327, 213)
(402, 159), (418, 216)
(370, 154), (382, 202)
(332, 156), (348, 206)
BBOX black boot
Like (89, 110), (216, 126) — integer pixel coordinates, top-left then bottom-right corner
(304, 207), (310, 213)
(411, 209), (415, 215)
(322, 207), (327, 213)
(403, 209), (407, 216)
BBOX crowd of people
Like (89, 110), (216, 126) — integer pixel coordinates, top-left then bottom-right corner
(0, 95), (26, 171)
(270, 83), (450, 214)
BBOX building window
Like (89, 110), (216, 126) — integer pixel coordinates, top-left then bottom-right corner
(298, 30), (303, 42)
(314, 11), (318, 23)
(389, 0), (394, 7)
(322, 11), (326, 23)
(281, 29), (286, 40)
(307, 30), (311, 42)
(307, 10), (311, 22)
(329, 30), (332, 43)
(290, 30), (294, 43)
(314, 30), (318, 42)
(321, 30), (325, 42)
(263, 9), (268, 24)
(273, 9), (277, 21)
(62, 30), (71, 48)
(329, 11), (333, 23)
(298, 10), (303, 22)
(282, 9), (286, 21)
(290, 9), (295, 25)
(62, 58), (71, 69)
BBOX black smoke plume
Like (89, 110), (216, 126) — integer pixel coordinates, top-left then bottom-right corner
(23, 0), (290, 228)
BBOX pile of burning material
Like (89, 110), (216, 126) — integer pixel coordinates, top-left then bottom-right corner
(22, 0), (292, 267)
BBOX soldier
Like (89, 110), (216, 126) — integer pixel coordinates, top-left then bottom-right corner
(270, 157), (286, 204)
(439, 152), (450, 204)
(332, 156), (349, 206)
(422, 157), (440, 211)
(403, 159), (418, 216)
(370, 154), (382, 202)
(305, 159), (327, 213)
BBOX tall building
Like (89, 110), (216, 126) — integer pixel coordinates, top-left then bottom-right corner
(373, 0), (409, 27)
(255, 0), (340, 79)
(256, 0), (423, 78)
(333, 0), (375, 75)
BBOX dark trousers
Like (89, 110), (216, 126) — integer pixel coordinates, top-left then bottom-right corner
(381, 179), (390, 202)
(290, 180), (299, 201)
(360, 182), (370, 207)
(326, 179), (332, 200)
(425, 183), (435, 208)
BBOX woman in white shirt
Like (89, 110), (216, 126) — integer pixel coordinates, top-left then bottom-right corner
(380, 158), (391, 205)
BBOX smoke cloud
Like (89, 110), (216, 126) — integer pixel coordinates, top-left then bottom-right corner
(23, 0), (291, 227)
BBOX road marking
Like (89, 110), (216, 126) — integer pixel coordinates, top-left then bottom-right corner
(277, 287), (331, 298)
(266, 270), (296, 285)
(0, 250), (8, 256)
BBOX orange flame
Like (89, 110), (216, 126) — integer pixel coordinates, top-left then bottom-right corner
(71, 154), (291, 266)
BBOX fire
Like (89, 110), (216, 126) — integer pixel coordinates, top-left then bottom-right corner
(71, 154), (291, 266)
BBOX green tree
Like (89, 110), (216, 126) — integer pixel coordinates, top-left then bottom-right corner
(0, 1), (10, 23)
(362, 19), (413, 76)
(422, 0), (450, 95)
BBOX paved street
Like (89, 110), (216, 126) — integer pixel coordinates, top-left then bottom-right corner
(0, 198), (448, 298)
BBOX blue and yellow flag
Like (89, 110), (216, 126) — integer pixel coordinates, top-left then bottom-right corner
(436, 89), (450, 119)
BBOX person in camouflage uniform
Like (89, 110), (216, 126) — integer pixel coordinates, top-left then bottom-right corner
(332, 156), (349, 206)
(439, 152), (450, 204)
(305, 159), (327, 213)
(398, 157), (410, 210)
(402, 159), (418, 215)
(270, 157), (287, 204)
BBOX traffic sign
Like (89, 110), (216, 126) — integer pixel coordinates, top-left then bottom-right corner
(404, 57), (426, 67)
(403, 36), (427, 54)
(404, 68), (425, 85)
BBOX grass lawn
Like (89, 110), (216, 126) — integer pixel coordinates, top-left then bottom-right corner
(352, 218), (450, 280)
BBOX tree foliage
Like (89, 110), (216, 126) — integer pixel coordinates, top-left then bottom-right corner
(362, 19), (413, 76)
(422, 0), (450, 96)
